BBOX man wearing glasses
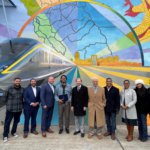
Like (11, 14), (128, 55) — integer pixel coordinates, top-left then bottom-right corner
(55, 75), (72, 134)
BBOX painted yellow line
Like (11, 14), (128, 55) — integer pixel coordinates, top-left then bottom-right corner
(2, 44), (43, 74)
(96, 66), (150, 72)
(87, 66), (150, 85)
(79, 67), (122, 90)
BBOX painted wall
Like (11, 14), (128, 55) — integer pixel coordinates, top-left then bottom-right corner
(0, 0), (150, 90)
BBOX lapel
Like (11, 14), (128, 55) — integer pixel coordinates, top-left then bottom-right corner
(76, 85), (82, 93)
(47, 83), (54, 95)
(91, 86), (98, 95)
(30, 86), (36, 98)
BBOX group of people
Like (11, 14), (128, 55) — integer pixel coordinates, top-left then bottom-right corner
(2, 75), (150, 143)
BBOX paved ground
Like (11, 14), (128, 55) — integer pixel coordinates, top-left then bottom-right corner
(0, 124), (150, 150)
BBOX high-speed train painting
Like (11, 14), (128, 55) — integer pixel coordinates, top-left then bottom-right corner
(0, 38), (75, 90)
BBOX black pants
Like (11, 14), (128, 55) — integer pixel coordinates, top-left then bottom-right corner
(3, 111), (22, 138)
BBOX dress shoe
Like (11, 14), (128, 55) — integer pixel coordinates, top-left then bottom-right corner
(59, 129), (63, 134)
(111, 134), (116, 140)
(97, 135), (103, 140)
(31, 130), (39, 135)
(104, 132), (111, 136)
(47, 128), (54, 133)
(74, 131), (80, 135)
(81, 133), (85, 138)
(23, 133), (28, 138)
(42, 132), (47, 137)
(87, 134), (93, 139)
(65, 128), (70, 134)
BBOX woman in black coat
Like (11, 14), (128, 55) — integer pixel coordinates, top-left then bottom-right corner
(134, 79), (149, 142)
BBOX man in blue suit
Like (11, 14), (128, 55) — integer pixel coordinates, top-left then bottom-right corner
(23, 78), (40, 138)
(40, 76), (55, 137)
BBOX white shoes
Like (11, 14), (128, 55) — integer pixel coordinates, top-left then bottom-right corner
(3, 137), (8, 143)
(12, 133), (18, 138)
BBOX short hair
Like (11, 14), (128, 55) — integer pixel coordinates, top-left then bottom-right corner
(76, 78), (82, 82)
(48, 75), (54, 79)
(14, 77), (21, 81)
(106, 78), (112, 81)
(123, 79), (130, 83)
(30, 78), (36, 82)
(60, 75), (67, 80)
(92, 77), (98, 81)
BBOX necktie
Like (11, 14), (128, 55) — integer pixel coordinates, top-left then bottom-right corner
(77, 86), (80, 91)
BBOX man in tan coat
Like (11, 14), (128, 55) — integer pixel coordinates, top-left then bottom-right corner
(88, 77), (106, 139)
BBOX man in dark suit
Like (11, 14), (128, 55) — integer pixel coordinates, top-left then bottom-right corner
(40, 76), (55, 137)
(71, 78), (88, 138)
(104, 78), (120, 140)
(23, 78), (40, 138)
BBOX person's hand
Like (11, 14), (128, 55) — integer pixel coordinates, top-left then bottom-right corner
(124, 105), (129, 109)
(71, 106), (74, 111)
(58, 99), (64, 104)
(35, 102), (39, 106)
(31, 103), (36, 107)
(121, 105), (128, 109)
(43, 105), (47, 109)
(121, 105), (126, 109)
(83, 107), (86, 111)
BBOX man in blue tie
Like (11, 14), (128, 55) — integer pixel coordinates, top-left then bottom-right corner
(40, 76), (55, 137)
(23, 78), (40, 138)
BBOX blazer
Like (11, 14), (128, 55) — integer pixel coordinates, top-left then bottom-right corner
(40, 83), (55, 107)
(71, 85), (88, 116)
(23, 86), (40, 110)
(104, 86), (120, 113)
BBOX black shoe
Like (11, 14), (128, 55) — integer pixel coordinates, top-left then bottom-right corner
(65, 128), (70, 134)
(59, 129), (63, 134)
(74, 131), (80, 135)
(81, 133), (85, 138)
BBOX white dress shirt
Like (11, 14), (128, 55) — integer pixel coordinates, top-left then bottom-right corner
(32, 86), (36, 97)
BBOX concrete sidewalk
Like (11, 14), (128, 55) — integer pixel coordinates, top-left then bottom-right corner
(0, 125), (150, 150)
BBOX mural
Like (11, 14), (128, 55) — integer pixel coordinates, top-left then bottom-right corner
(0, 0), (150, 89)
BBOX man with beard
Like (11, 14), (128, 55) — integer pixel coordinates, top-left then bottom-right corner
(23, 78), (41, 138)
(3, 77), (24, 143)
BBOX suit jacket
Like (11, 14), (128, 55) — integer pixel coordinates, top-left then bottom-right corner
(40, 83), (55, 107)
(104, 86), (120, 113)
(71, 85), (88, 116)
(23, 86), (40, 110)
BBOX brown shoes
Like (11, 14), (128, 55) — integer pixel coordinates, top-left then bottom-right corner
(23, 133), (28, 138)
(87, 134), (93, 139)
(104, 132), (111, 136)
(97, 135), (103, 140)
(31, 130), (39, 135)
(47, 128), (54, 133)
(111, 134), (116, 140)
(42, 132), (47, 138)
